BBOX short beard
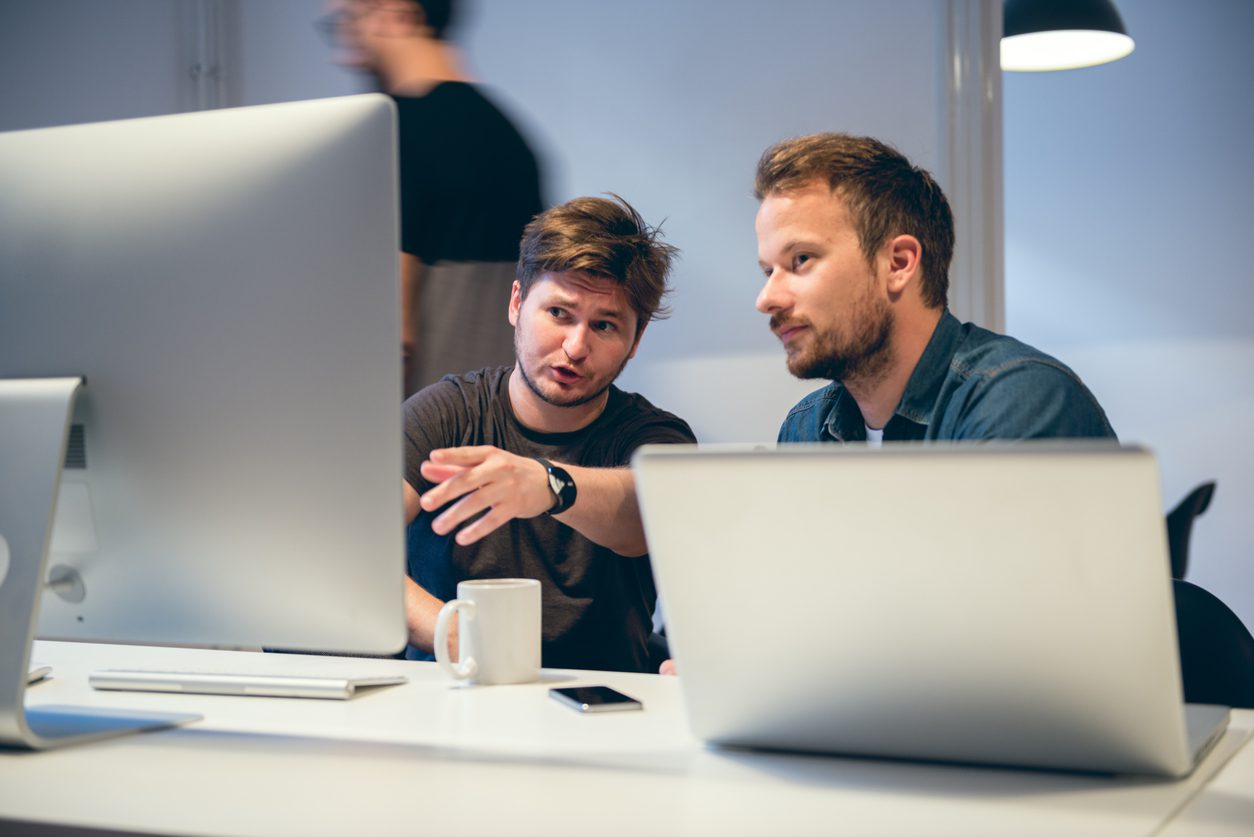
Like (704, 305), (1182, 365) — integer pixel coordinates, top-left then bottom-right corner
(787, 297), (894, 388)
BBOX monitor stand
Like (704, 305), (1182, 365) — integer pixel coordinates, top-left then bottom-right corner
(0, 378), (199, 750)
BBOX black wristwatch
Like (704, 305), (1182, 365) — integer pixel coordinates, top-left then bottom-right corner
(535, 457), (577, 515)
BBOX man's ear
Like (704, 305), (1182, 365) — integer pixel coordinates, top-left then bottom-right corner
(508, 280), (523, 327)
(627, 321), (649, 359)
(884, 234), (922, 297)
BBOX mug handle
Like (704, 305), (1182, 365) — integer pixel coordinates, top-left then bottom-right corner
(434, 598), (478, 681)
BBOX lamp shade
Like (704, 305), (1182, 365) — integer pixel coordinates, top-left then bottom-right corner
(1002, 0), (1135, 71)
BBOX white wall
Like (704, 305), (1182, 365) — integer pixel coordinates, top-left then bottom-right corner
(231, 0), (360, 104)
(0, 0), (194, 129)
(1004, 0), (1254, 629)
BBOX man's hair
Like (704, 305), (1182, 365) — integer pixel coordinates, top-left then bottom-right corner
(516, 195), (678, 335)
(410, 0), (455, 39)
(754, 133), (954, 309)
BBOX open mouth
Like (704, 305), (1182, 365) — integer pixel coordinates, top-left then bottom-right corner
(550, 366), (582, 385)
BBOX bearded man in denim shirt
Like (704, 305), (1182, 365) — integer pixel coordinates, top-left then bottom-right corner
(754, 133), (1114, 445)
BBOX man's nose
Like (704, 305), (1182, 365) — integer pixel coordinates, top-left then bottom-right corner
(563, 324), (590, 360)
(755, 271), (787, 315)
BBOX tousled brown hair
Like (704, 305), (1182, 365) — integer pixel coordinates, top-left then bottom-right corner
(516, 195), (677, 335)
(755, 133), (954, 309)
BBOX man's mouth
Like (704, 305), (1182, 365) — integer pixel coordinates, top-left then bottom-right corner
(550, 365), (582, 385)
(772, 320), (809, 345)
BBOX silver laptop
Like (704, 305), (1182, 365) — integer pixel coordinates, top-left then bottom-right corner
(633, 442), (1229, 776)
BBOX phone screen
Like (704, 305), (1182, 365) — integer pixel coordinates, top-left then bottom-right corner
(549, 685), (643, 712)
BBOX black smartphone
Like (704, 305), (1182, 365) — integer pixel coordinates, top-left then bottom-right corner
(549, 685), (643, 713)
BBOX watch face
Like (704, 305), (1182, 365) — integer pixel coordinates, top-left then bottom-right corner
(541, 461), (575, 514)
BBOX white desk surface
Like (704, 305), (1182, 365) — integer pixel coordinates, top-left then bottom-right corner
(2, 640), (1251, 837)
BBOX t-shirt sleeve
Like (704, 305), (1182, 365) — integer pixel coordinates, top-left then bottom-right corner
(951, 360), (1117, 441)
(602, 401), (697, 465)
(402, 380), (469, 491)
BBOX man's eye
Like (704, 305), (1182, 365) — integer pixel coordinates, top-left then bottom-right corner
(794, 253), (813, 270)
(548, 307), (567, 318)
(593, 321), (617, 333)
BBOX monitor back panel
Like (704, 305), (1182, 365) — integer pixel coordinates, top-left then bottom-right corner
(0, 96), (405, 654)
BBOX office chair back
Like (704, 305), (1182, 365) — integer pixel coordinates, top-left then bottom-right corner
(1166, 481), (1216, 579)
(1174, 579), (1254, 709)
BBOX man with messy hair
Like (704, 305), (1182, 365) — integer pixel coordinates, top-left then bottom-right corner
(402, 195), (695, 673)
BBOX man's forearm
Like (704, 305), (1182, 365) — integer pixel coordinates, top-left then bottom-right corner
(553, 465), (648, 557)
(405, 575), (448, 653)
(417, 448), (652, 557)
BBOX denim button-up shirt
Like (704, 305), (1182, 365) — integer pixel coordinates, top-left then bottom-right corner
(777, 311), (1116, 443)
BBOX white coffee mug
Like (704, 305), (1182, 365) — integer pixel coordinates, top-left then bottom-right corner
(434, 578), (541, 685)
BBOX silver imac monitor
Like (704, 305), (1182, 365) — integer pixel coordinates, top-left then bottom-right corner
(0, 95), (406, 746)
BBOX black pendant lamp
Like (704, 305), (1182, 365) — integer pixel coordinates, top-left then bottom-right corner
(1002, 0), (1135, 72)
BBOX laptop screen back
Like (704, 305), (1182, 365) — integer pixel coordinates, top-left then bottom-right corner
(634, 443), (1195, 775)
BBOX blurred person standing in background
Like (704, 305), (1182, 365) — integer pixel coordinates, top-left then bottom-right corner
(325, 0), (545, 396)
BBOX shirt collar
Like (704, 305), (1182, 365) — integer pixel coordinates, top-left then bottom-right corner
(821, 387), (866, 442)
(894, 309), (961, 426)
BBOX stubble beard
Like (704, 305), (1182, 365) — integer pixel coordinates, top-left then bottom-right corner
(514, 331), (631, 409)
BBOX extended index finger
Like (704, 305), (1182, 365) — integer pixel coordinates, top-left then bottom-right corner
(429, 446), (497, 466)
(419, 460), (467, 486)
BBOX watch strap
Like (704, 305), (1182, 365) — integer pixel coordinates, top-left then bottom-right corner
(535, 457), (577, 515)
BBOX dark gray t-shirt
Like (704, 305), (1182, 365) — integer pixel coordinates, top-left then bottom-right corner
(403, 366), (696, 672)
